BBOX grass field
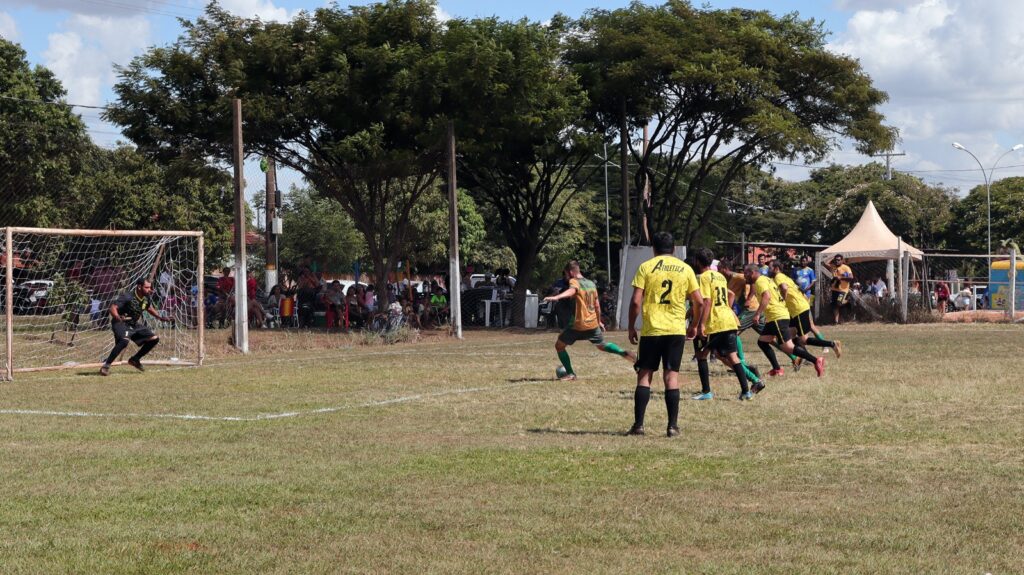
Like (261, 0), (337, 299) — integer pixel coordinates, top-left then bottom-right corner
(1, 324), (1022, 573)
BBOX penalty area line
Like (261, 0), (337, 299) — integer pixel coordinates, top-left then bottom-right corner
(0, 379), (550, 423)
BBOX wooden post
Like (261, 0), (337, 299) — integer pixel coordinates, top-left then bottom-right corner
(619, 102), (630, 249)
(447, 122), (463, 339)
(197, 233), (205, 366)
(5, 227), (13, 381)
(232, 98), (249, 353)
(265, 158), (279, 293)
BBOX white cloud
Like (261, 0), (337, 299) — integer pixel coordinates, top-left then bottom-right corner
(43, 14), (151, 106)
(218, 0), (296, 22)
(828, 0), (1024, 191)
(0, 12), (18, 40)
(434, 4), (453, 22)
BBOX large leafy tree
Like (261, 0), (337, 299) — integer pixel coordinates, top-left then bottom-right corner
(948, 177), (1024, 252)
(442, 17), (601, 323)
(105, 1), (449, 284)
(0, 38), (91, 227)
(275, 185), (365, 276)
(566, 1), (897, 246)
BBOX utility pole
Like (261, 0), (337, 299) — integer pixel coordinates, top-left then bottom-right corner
(619, 102), (630, 250)
(871, 150), (906, 180)
(447, 121), (463, 339)
(231, 98), (249, 353)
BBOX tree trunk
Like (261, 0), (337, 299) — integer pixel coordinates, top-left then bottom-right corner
(510, 247), (539, 328)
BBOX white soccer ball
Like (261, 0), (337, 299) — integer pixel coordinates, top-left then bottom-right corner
(555, 366), (568, 379)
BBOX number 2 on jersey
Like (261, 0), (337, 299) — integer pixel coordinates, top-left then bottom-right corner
(659, 280), (673, 304)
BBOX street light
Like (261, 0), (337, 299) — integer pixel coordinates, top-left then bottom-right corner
(951, 142), (1024, 259)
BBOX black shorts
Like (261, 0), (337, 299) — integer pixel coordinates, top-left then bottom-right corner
(705, 330), (739, 356)
(635, 335), (686, 373)
(792, 310), (813, 337)
(559, 327), (604, 346)
(111, 321), (156, 344)
(830, 290), (849, 307)
(761, 318), (790, 343)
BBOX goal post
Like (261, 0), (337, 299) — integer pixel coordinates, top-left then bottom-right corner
(1, 227), (204, 380)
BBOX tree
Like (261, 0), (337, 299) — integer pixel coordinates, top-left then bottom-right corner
(105, 1), (450, 285)
(405, 186), (486, 273)
(0, 38), (91, 228)
(442, 17), (601, 324)
(277, 185), (365, 276)
(566, 1), (897, 246)
(948, 177), (1024, 252)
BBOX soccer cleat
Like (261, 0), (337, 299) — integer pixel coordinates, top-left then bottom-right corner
(792, 357), (803, 372)
(751, 381), (766, 394)
(626, 425), (645, 436)
(738, 391), (753, 401)
(128, 358), (144, 372)
(768, 368), (784, 377)
(624, 350), (637, 363)
(814, 357), (825, 377)
(557, 373), (577, 382)
(833, 340), (843, 359)
(691, 392), (714, 401)
(99, 365), (110, 376)
(667, 426), (680, 438)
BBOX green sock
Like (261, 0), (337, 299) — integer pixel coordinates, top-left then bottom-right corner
(736, 337), (746, 363)
(557, 350), (574, 374)
(601, 342), (626, 356)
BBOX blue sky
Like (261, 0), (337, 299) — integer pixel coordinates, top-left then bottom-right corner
(3, 0), (1024, 191)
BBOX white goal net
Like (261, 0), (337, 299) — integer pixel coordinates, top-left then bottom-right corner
(2, 228), (204, 380)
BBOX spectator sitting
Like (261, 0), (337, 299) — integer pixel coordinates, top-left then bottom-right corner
(495, 268), (515, 290)
(428, 284), (449, 326)
(477, 273), (496, 288)
(399, 294), (421, 329)
(346, 285), (369, 329)
(323, 281), (345, 329)
(246, 276), (266, 328)
(873, 277), (887, 298)
(363, 284), (377, 314)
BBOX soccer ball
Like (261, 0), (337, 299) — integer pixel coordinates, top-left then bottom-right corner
(555, 366), (569, 379)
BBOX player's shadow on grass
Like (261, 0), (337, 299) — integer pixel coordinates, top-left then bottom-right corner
(526, 428), (624, 437)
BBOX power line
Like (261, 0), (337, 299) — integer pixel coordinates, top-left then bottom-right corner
(0, 94), (112, 111)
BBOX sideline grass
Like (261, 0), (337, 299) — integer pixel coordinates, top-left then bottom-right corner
(0, 324), (1021, 573)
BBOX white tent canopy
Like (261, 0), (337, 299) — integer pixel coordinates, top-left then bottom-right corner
(820, 200), (923, 263)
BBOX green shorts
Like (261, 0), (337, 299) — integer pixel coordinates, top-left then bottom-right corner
(559, 327), (604, 346)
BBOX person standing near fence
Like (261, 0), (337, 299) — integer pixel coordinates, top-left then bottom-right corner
(828, 254), (854, 324)
(543, 260), (635, 381)
(99, 278), (170, 376)
(627, 233), (703, 437)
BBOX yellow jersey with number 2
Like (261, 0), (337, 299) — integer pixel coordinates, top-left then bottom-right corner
(632, 255), (698, 337)
(699, 270), (738, 335)
(753, 274), (789, 322)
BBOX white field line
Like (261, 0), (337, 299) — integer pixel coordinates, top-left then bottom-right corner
(0, 379), (550, 422)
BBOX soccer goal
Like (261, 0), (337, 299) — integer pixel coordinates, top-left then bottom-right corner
(2, 227), (205, 380)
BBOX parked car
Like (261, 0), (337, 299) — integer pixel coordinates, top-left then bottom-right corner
(14, 280), (53, 314)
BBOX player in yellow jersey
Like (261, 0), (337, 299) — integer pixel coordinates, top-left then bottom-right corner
(744, 264), (824, 378)
(769, 261), (843, 358)
(543, 260), (636, 381)
(691, 248), (759, 400)
(626, 232), (703, 437)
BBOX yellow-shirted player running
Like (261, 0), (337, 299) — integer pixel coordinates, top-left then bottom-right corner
(626, 232), (703, 437)
(744, 264), (825, 378)
(769, 261), (843, 358)
(691, 248), (757, 400)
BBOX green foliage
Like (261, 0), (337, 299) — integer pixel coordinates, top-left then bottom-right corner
(105, 1), (450, 283)
(406, 187), (486, 271)
(948, 177), (1024, 252)
(278, 185), (365, 276)
(444, 17), (600, 303)
(566, 2), (897, 245)
(0, 38), (91, 227)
